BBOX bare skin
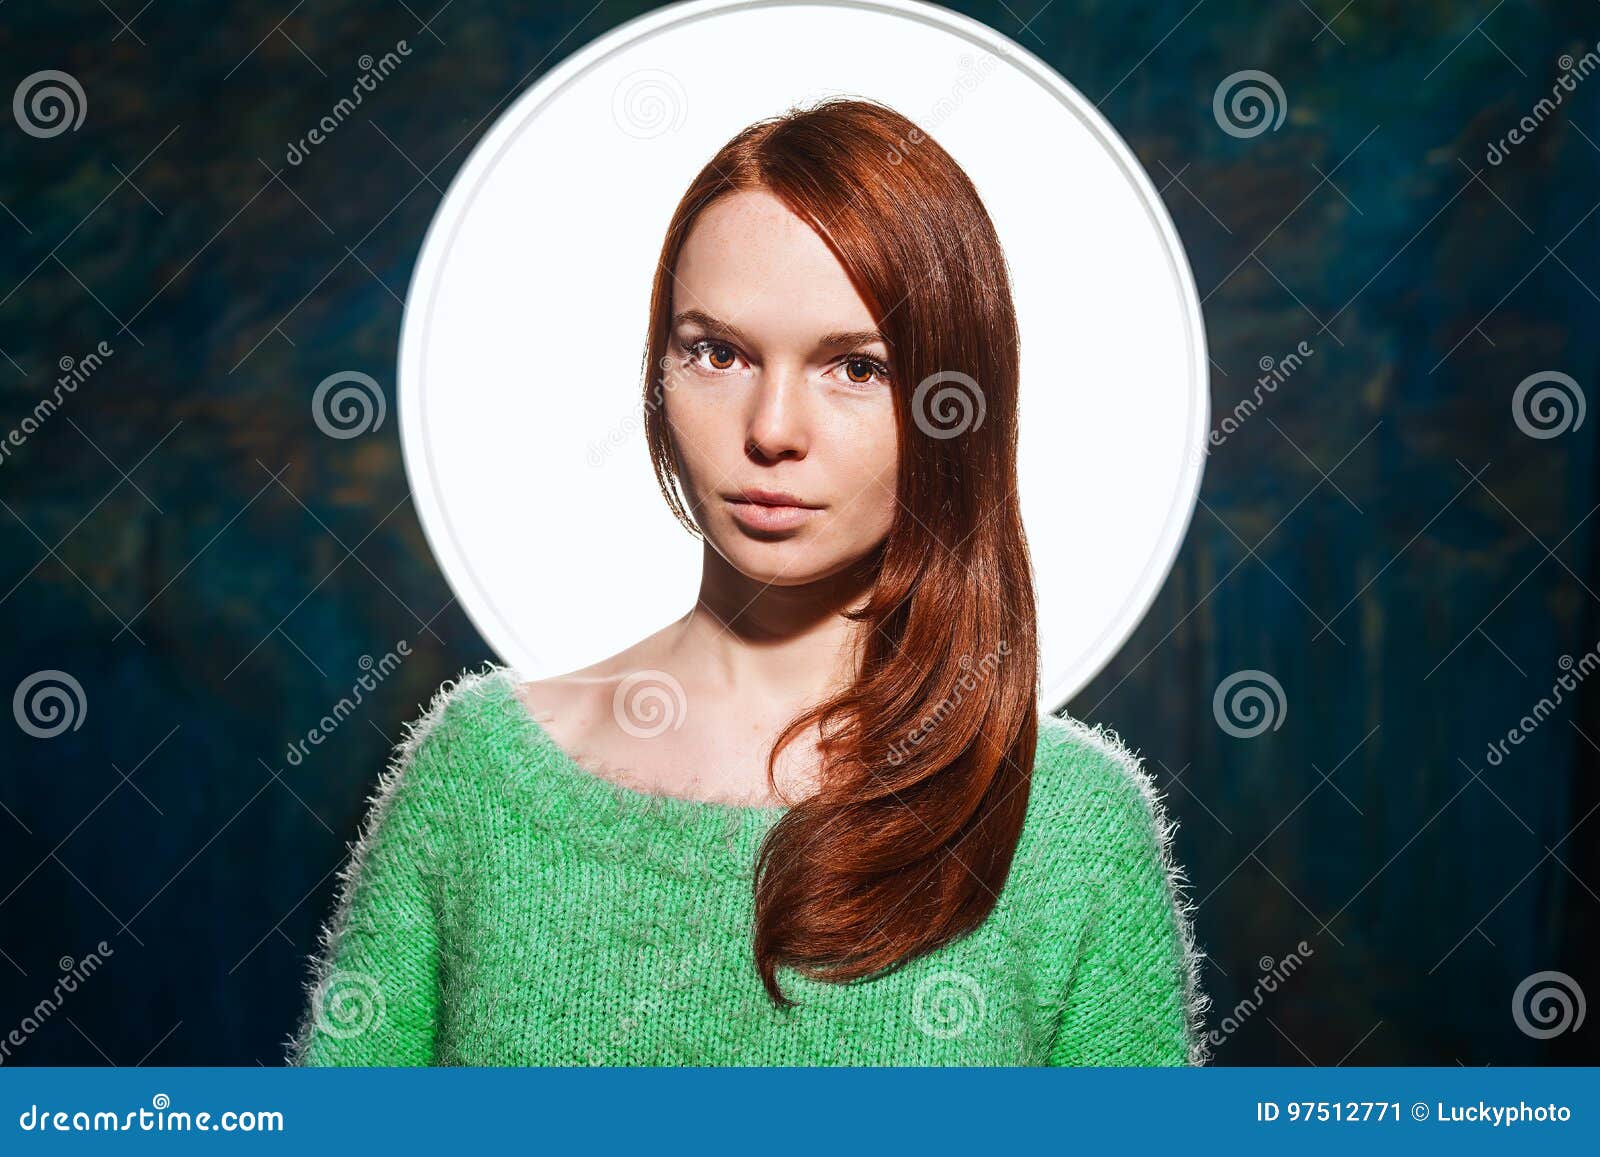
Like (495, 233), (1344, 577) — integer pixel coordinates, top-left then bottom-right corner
(516, 189), (900, 807)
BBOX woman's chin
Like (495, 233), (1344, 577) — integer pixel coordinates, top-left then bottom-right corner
(713, 539), (851, 588)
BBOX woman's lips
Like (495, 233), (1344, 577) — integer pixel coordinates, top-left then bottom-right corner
(724, 497), (821, 533)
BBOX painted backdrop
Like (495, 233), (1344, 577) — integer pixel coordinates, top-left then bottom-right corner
(0, 0), (1596, 1064)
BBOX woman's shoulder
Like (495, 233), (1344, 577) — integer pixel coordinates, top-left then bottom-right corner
(1022, 712), (1210, 1066)
(384, 663), (526, 793)
(319, 666), (520, 912)
(1020, 711), (1180, 874)
(1031, 712), (1163, 815)
(388, 662), (632, 798)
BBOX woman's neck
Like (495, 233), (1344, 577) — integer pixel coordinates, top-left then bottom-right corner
(669, 543), (875, 712)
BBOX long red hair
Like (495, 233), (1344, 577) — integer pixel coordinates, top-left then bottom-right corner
(641, 97), (1040, 1006)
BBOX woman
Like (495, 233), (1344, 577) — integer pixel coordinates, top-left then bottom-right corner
(288, 97), (1208, 1066)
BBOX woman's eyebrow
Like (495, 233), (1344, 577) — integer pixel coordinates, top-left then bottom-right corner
(816, 328), (889, 351)
(672, 309), (750, 345)
(672, 310), (887, 351)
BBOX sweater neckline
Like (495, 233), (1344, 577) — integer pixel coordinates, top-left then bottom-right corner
(481, 666), (790, 874)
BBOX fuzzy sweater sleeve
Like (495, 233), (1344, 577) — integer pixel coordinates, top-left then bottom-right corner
(1043, 721), (1209, 1066)
(285, 690), (459, 1066)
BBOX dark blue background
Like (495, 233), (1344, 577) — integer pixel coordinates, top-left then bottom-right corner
(1, 0), (1596, 1065)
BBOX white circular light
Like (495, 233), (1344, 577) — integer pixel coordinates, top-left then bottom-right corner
(399, 0), (1209, 712)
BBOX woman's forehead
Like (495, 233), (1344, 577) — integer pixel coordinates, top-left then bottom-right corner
(672, 193), (879, 346)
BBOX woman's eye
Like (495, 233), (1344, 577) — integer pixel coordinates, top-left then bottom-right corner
(682, 340), (888, 386)
(836, 356), (890, 387)
(687, 339), (741, 372)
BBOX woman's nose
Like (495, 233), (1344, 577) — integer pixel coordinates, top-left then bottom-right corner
(744, 366), (810, 461)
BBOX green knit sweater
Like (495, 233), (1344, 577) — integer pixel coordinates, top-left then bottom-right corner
(286, 665), (1208, 1066)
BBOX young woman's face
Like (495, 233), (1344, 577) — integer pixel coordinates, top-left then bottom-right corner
(663, 189), (899, 586)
